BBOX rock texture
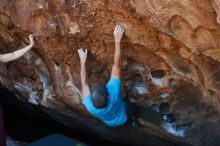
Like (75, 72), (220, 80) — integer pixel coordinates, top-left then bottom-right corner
(0, 0), (220, 146)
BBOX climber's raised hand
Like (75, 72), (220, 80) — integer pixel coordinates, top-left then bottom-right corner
(78, 48), (88, 65)
(114, 24), (125, 44)
(29, 34), (35, 46)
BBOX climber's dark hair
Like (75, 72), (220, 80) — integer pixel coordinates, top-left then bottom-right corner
(91, 83), (108, 109)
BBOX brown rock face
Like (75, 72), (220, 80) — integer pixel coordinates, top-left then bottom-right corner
(0, 0), (220, 146)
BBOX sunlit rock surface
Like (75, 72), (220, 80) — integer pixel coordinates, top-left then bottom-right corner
(0, 0), (220, 146)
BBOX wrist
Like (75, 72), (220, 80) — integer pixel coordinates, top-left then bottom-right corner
(29, 43), (34, 47)
(115, 43), (120, 49)
(114, 38), (121, 44)
(80, 60), (86, 65)
(115, 42), (121, 46)
(115, 41), (121, 44)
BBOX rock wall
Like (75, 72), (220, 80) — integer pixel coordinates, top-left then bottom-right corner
(0, 0), (220, 146)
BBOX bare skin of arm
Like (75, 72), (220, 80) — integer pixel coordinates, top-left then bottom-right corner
(112, 25), (125, 79)
(78, 48), (90, 99)
(0, 34), (35, 63)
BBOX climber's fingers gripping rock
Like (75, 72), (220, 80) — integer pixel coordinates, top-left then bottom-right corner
(114, 24), (125, 44)
(78, 48), (88, 64)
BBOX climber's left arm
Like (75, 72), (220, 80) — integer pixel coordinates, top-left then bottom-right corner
(78, 48), (90, 99)
(0, 34), (35, 63)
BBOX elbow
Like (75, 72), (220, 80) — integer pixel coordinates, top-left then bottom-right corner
(113, 62), (121, 68)
(0, 55), (5, 63)
(0, 59), (4, 63)
(114, 58), (121, 67)
(0, 53), (16, 63)
(0, 58), (11, 63)
(0, 57), (8, 63)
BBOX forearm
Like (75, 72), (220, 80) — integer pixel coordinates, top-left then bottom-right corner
(80, 63), (88, 86)
(114, 43), (121, 67)
(0, 44), (33, 62)
(12, 44), (33, 59)
(80, 62), (90, 98)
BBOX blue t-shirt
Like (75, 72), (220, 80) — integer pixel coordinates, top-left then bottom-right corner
(82, 76), (127, 126)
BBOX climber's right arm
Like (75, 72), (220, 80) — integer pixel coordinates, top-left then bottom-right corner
(111, 25), (125, 79)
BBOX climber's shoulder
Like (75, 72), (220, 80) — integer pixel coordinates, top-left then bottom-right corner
(106, 76), (122, 99)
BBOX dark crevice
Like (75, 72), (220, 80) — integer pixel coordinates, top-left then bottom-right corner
(0, 88), (131, 146)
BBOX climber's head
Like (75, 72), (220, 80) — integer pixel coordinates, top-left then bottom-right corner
(91, 83), (108, 109)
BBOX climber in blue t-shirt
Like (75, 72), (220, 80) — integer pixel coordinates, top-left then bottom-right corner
(77, 25), (127, 126)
